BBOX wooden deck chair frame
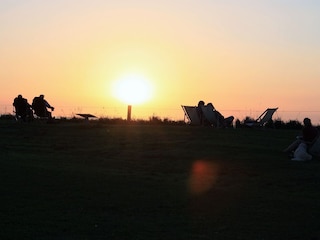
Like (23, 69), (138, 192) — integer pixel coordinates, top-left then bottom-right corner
(181, 105), (201, 125)
(13, 107), (34, 122)
(245, 107), (278, 127)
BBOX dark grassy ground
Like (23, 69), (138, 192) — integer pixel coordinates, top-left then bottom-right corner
(1, 120), (320, 240)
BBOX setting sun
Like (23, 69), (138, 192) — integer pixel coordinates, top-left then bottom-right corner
(111, 74), (153, 105)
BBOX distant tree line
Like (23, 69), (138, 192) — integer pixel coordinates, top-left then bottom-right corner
(235, 117), (306, 129)
(0, 113), (318, 129)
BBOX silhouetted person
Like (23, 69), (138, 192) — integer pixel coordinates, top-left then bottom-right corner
(303, 118), (319, 143)
(197, 100), (205, 125)
(32, 94), (54, 119)
(284, 118), (319, 153)
(13, 94), (33, 121)
(206, 102), (234, 128)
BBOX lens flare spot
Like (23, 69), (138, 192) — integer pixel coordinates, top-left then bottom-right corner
(188, 160), (218, 195)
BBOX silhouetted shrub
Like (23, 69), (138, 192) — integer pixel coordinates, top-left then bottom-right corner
(0, 114), (15, 120)
(149, 115), (162, 124)
(285, 120), (302, 129)
(235, 119), (241, 128)
(274, 119), (285, 129)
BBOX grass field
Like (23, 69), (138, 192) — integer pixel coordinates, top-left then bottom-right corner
(1, 120), (320, 240)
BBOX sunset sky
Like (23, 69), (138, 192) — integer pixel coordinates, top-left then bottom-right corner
(1, 0), (320, 123)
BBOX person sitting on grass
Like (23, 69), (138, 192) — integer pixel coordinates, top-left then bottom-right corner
(283, 117), (319, 154)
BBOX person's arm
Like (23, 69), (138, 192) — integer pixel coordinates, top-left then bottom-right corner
(44, 100), (54, 111)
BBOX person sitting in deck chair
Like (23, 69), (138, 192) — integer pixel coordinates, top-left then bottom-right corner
(32, 94), (54, 119)
(206, 102), (234, 128)
(197, 100), (205, 125)
(13, 94), (34, 121)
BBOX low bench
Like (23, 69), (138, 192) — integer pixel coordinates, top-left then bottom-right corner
(76, 113), (97, 120)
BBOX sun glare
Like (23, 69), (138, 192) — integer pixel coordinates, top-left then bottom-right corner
(112, 74), (153, 105)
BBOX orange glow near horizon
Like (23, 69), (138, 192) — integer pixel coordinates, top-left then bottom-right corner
(1, 2), (320, 123)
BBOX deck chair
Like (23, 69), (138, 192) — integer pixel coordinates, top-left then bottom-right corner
(181, 105), (201, 125)
(201, 105), (234, 128)
(13, 104), (34, 122)
(245, 108), (278, 127)
(200, 105), (220, 127)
